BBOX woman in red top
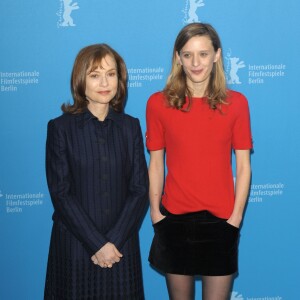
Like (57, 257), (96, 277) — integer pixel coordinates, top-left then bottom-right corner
(146, 23), (252, 299)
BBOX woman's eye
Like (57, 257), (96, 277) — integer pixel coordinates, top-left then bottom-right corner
(90, 73), (98, 78)
(107, 72), (116, 77)
(183, 53), (191, 58)
(200, 52), (208, 57)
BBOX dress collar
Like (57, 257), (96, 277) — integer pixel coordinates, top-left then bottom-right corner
(76, 107), (124, 128)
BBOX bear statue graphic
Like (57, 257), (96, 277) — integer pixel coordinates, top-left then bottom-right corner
(183, 0), (205, 23)
(226, 49), (245, 85)
(230, 291), (244, 300)
(60, 0), (79, 27)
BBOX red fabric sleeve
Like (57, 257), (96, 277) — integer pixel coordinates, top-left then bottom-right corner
(146, 93), (166, 150)
(232, 94), (253, 150)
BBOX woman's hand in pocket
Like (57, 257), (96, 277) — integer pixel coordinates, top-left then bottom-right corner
(226, 215), (242, 229)
(151, 211), (166, 225)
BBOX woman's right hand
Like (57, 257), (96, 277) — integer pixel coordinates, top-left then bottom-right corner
(151, 211), (166, 225)
(92, 242), (123, 268)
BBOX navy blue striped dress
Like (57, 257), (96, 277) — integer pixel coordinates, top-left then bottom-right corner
(44, 108), (149, 299)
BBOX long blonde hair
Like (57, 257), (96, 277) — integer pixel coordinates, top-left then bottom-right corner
(164, 23), (227, 111)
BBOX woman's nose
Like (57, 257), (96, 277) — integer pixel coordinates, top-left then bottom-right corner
(99, 75), (109, 87)
(192, 55), (200, 67)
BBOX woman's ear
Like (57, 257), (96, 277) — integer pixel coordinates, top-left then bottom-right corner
(176, 51), (182, 65)
(214, 48), (221, 63)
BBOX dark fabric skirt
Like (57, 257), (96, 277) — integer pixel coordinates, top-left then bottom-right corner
(148, 208), (240, 276)
(44, 222), (144, 300)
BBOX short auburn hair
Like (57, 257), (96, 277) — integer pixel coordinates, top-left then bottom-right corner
(62, 44), (127, 114)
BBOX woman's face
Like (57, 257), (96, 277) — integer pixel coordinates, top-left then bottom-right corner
(85, 55), (118, 106)
(177, 35), (220, 89)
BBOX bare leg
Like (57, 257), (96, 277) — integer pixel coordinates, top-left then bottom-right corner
(165, 273), (195, 300)
(202, 274), (234, 300)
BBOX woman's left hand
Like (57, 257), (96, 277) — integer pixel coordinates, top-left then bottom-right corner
(226, 216), (241, 229)
(91, 255), (98, 265)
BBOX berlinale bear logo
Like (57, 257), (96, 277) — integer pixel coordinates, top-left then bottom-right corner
(231, 291), (244, 300)
(226, 49), (246, 85)
(57, 0), (79, 27)
(183, 0), (205, 23)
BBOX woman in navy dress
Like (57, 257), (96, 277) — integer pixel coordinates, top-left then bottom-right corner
(44, 44), (149, 299)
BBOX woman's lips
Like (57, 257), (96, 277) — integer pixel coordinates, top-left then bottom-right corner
(191, 69), (203, 75)
(97, 90), (110, 95)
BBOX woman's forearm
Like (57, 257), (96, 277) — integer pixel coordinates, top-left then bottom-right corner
(228, 149), (251, 227)
(148, 150), (165, 222)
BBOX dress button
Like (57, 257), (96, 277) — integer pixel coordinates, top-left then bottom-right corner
(96, 138), (105, 144)
(101, 174), (108, 180)
(104, 209), (110, 215)
(102, 191), (109, 197)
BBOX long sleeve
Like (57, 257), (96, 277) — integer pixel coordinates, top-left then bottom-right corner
(106, 119), (149, 250)
(46, 120), (108, 255)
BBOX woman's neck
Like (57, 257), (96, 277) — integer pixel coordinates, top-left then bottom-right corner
(187, 79), (208, 98)
(87, 102), (109, 121)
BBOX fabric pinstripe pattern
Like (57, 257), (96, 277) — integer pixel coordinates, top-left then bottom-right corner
(44, 108), (149, 299)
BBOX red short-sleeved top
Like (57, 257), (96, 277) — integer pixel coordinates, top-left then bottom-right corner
(146, 90), (253, 218)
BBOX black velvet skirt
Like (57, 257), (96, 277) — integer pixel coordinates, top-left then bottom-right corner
(148, 208), (240, 276)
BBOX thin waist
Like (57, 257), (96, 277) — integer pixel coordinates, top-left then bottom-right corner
(161, 205), (223, 221)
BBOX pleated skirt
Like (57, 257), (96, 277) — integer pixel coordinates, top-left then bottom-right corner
(44, 222), (144, 300)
